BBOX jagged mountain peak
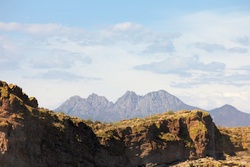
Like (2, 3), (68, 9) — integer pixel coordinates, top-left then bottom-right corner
(117, 91), (138, 100)
(87, 93), (100, 98)
(144, 89), (179, 100)
(124, 90), (137, 95)
(56, 89), (197, 122)
(87, 93), (108, 102)
(147, 89), (171, 95)
(68, 95), (83, 101)
(61, 95), (84, 105)
(115, 91), (140, 107)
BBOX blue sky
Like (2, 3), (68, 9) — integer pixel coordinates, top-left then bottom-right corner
(1, 1), (250, 112)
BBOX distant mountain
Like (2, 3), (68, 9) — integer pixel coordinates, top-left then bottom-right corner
(55, 90), (250, 127)
(55, 90), (198, 122)
(209, 104), (250, 127)
(55, 94), (115, 122)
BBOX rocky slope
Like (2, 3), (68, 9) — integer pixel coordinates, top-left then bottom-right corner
(1, 80), (250, 167)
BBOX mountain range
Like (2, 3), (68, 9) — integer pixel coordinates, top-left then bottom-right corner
(55, 90), (250, 127)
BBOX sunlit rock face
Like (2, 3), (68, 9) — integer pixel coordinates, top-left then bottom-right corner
(93, 110), (224, 167)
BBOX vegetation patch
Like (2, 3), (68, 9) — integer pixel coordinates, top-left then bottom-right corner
(189, 121), (207, 137)
(0, 118), (9, 127)
(159, 132), (177, 141)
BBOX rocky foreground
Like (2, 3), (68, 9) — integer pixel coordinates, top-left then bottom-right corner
(0, 80), (250, 167)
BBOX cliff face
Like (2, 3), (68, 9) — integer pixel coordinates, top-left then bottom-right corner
(91, 110), (224, 167)
(0, 80), (249, 167)
(0, 81), (99, 167)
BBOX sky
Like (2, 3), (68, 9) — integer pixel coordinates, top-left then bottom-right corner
(0, 0), (250, 113)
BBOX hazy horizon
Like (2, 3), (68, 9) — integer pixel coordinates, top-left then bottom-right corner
(1, 0), (250, 112)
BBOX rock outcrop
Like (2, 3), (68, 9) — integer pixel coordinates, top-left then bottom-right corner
(91, 110), (225, 167)
(0, 81), (99, 167)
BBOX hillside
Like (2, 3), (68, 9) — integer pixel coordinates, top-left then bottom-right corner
(1, 80), (250, 166)
(209, 104), (250, 127)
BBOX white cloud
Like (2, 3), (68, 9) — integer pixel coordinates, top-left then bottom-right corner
(0, 21), (181, 55)
(0, 22), (22, 31)
(27, 49), (91, 69)
(193, 42), (248, 53)
(228, 47), (248, 53)
(194, 42), (226, 52)
(233, 36), (249, 46)
(134, 56), (225, 76)
(90, 22), (182, 52)
(170, 65), (250, 88)
(111, 22), (143, 32)
(0, 22), (83, 37)
(0, 38), (23, 70)
(142, 40), (174, 54)
(25, 70), (102, 81)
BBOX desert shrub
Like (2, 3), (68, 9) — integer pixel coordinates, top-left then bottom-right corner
(159, 132), (177, 141)
(167, 110), (175, 115)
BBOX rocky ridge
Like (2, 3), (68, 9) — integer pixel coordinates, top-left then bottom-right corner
(55, 90), (198, 122)
(1, 80), (250, 166)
